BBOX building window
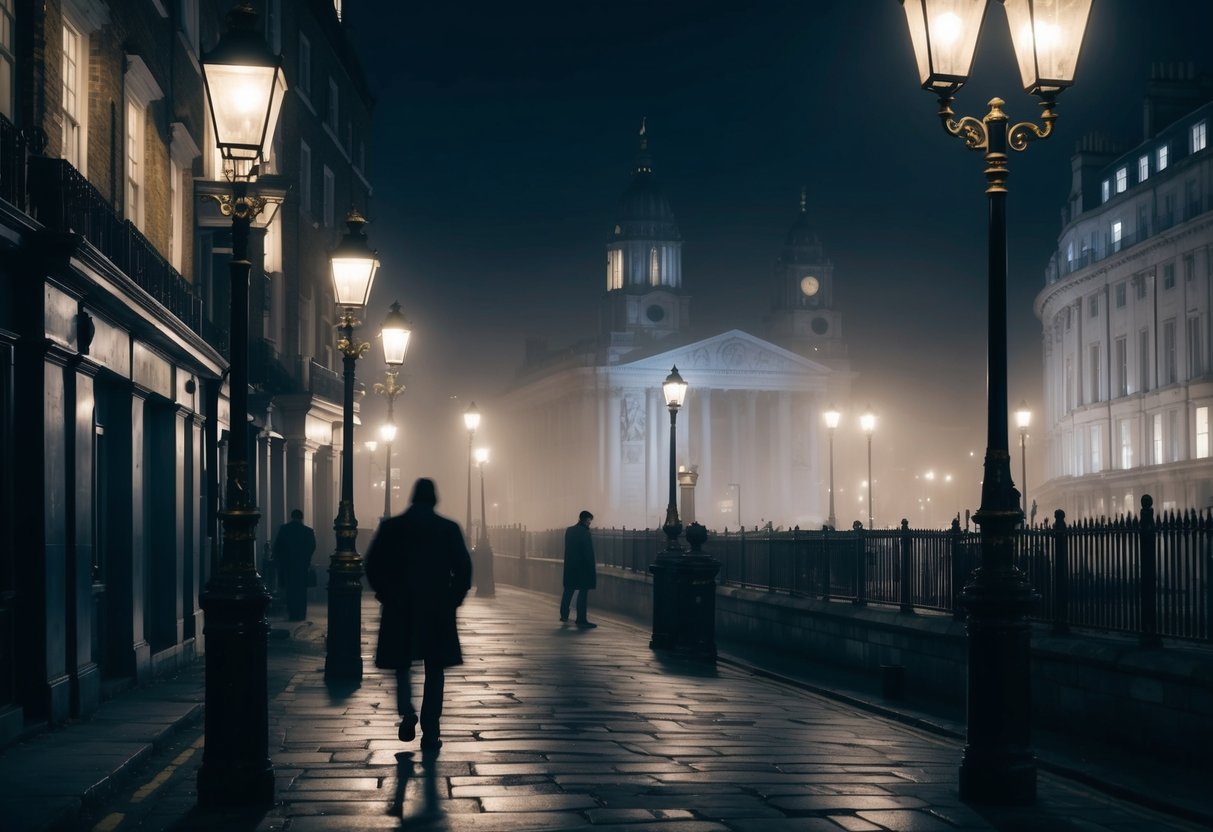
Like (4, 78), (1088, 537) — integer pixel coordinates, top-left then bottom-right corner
(322, 166), (334, 227)
(1158, 143), (1169, 171)
(299, 140), (312, 215)
(327, 78), (339, 133)
(1151, 413), (1162, 464)
(1186, 179), (1200, 217)
(1163, 318), (1177, 384)
(649, 247), (660, 287)
(1188, 315), (1204, 378)
(0, 0), (14, 119)
(1118, 419), (1132, 469)
(1138, 154), (1149, 182)
(1101, 180), (1110, 203)
(62, 22), (84, 170)
(1192, 120), (1207, 153)
(1115, 167), (1127, 193)
(1185, 253), (1195, 282)
(126, 101), (145, 229)
(179, 0), (199, 54)
(170, 161), (183, 271)
(1168, 409), (1180, 462)
(298, 34), (311, 99)
(1137, 203), (1148, 237)
(1115, 336), (1127, 397)
(1139, 328), (1150, 393)
(1135, 274), (1147, 300)
(1088, 294), (1098, 318)
(1115, 282), (1126, 308)
(1110, 220), (1122, 252)
(606, 249), (622, 291)
(1065, 357), (1074, 410)
(1090, 423), (1103, 473)
(1197, 406), (1210, 459)
(1163, 262), (1175, 290)
(1090, 343), (1102, 403)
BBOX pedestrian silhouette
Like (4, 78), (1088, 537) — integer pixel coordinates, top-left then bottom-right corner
(272, 509), (316, 621)
(365, 478), (473, 750)
(560, 510), (598, 628)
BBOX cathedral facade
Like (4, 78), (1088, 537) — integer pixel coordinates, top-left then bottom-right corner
(494, 127), (852, 531)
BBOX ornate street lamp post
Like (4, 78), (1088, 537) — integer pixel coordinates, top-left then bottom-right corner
(379, 422), (397, 520)
(196, 1), (285, 808)
(899, 0), (1092, 804)
(860, 410), (875, 530)
(824, 406), (840, 530)
(325, 210), (380, 681)
(375, 302), (410, 522)
(463, 402), (480, 538)
(1016, 401), (1031, 518)
(661, 366), (688, 550)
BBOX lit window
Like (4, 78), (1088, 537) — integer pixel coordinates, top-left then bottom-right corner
(1138, 154), (1149, 182)
(126, 101), (144, 229)
(1158, 143), (1169, 171)
(1197, 406), (1210, 459)
(1152, 413), (1162, 463)
(1101, 180), (1110, 203)
(1111, 220), (1122, 251)
(170, 161), (182, 271)
(1118, 419), (1132, 469)
(606, 249), (622, 291)
(649, 247), (660, 287)
(0, 0), (14, 119)
(1090, 423), (1103, 473)
(1192, 120), (1207, 153)
(62, 22), (83, 170)
(1115, 167), (1127, 193)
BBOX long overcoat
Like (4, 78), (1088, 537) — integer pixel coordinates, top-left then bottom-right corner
(562, 522), (597, 590)
(365, 504), (473, 669)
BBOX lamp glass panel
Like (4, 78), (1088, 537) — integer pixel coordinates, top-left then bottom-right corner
(474, 447), (489, 465)
(331, 255), (378, 307)
(861, 414), (876, 433)
(903, 0), (987, 89)
(202, 63), (285, 158)
(1016, 408), (1032, 428)
(663, 378), (687, 408)
(824, 409), (841, 429)
(1003, 0), (1092, 91)
(464, 410), (481, 432)
(382, 327), (410, 366)
(379, 423), (397, 443)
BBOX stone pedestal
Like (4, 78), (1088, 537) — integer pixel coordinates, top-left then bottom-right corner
(648, 523), (719, 660)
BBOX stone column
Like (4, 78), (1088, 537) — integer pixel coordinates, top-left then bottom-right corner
(129, 389), (151, 682)
(678, 466), (699, 525)
(698, 388), (712, 526)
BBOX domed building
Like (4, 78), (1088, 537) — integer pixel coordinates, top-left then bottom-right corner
(493, 125), (853, 530)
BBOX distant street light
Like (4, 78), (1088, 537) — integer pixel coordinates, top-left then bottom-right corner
(473, 445), (495, 596)
(197, 0), (286, 808)
(860, 410), (876, 529)
(379, 422), (397, 520)
(661, 366), (688, 551)
(824, 406), (840, 530)
(374, 301), (410, 522)
(463, 403), (480, 538)
(900, 0), (1092, 804)
(728, 482), (741, 529)
(1016, 401), (1031, 517)
(325, 210), (380, 682)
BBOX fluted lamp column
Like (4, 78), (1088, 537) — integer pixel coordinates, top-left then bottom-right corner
(899, 0), (1092, 804)
(463, 403), (480, 538)
(375, 301), (411, 522)
(325, 210), (380, 681)
(196, 0), (286, 809)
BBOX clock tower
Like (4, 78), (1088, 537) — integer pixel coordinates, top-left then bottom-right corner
(770, 189), (845, 359)
(600, 120), (689, 358)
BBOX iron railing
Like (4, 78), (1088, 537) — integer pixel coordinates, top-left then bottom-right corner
(27, 156), (203, 335)
(0, 114), (26, 209)
(490, 498), (1212, 644)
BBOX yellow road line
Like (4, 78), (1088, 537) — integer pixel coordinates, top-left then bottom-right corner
(91, 813), (124, 832)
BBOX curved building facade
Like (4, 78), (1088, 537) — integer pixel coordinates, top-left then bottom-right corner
(1035, 67), (1213, 518)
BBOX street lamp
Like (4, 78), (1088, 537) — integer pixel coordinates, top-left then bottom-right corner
(196, 0), (285, 808)
(473, 444), (496, 597)
(900, 0), (1092, 804)
(824, 406), (841, 530)
(661, 366), (688, 550)
(474, 447), (490, 549)
(379, 422), (397, 520)
(325, 210), (380, 681)
(463, 402), (480, 538)
(374, 301), (410, 522)
(860, 410), (875, 530)
(1016, 401), (1031, 518)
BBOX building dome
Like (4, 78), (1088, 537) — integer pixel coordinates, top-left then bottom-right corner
(611, 121), (681, 242)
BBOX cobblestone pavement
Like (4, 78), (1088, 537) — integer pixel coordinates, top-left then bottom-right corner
(67, 587), (1199, 831)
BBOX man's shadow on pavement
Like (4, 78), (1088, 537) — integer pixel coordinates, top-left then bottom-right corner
(389, 749), (447, 829)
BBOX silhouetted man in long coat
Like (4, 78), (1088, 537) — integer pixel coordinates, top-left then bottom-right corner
(560, 510), (597, 628)
(272, 509), (316, 621)
(366, 478), (472, 750)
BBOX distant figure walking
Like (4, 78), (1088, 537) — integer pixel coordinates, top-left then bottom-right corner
(272, 509), (316, 621)
(560, 510), (598, 629)
(366, 478), (473, 751)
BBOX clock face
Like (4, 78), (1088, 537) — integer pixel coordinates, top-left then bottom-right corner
(645, 304), (666, 322)
(800, 275), (820, 297)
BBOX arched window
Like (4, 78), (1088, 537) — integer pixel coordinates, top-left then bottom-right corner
(650, 247), (660, 287)
(606, 250), (622, 291)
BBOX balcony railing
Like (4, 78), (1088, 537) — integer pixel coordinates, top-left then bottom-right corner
(27, 156), (202, 337)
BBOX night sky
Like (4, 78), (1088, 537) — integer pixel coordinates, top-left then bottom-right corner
(344, 1), (1213, 528)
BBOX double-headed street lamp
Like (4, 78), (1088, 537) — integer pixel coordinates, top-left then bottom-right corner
(899, 0), (1092, 804)
(860, 410), (876, 530)
(661, 366), (688, 550)
(1016, 401), (1031, 518)
(325, 210), (380, 681)
(463, 403), (480, 537)
(824, 406), (841, 530)
(197, 1), (285, 808)
(374, 301), (411, 522)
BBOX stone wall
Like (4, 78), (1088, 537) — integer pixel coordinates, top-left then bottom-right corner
(493, 553), (1213, 763)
